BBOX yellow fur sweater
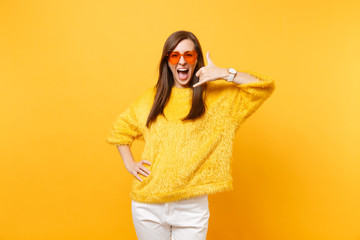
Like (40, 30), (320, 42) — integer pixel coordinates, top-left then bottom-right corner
(106, 71), (275, 203)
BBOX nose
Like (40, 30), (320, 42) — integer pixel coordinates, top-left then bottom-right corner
(178, 55), (186, 65)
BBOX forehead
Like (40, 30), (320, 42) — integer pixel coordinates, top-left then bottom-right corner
(173, 39), (195, 53)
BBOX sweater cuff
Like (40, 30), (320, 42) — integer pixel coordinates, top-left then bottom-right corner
(237, 70), (275, 88)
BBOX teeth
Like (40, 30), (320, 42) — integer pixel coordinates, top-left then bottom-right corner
(178, 69), (188, 71)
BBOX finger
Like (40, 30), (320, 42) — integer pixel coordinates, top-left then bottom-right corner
(193, 73), (204, 87)
(140, 165), (151, 175)
(193, 82), (200, 87)
(138, 168), (149, 177)
(141, 160), (152, 166)
(197, 70), (204, 80)
(196, 68), (202, 77)
(135, 165), (148, 176)
(206, 51), (214, 66)
(193, 83), (201, 88)
(132, 170), (143, 182)
(195, 67), (204, 77)
(193, 80), (205, 88)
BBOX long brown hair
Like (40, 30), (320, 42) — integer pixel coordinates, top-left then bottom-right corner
(145, 30), (207, 128)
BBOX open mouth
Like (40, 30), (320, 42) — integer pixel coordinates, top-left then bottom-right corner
(177, 69), (189, 80)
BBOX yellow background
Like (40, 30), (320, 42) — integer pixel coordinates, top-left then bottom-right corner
(1, 0), (359, 239)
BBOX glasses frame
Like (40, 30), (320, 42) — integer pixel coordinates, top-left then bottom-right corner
(166, 50), (198, 65)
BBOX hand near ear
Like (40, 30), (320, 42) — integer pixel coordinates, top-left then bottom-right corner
(193, 51), (228, 88)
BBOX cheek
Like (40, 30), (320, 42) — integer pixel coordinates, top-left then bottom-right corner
(168, 63), (175, 74)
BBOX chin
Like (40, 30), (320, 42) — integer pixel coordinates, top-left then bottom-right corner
(176, 79), (191, 87)
(177, 76), (193, 87)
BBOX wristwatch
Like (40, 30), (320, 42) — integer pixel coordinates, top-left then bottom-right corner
(227, 68), (237, 82)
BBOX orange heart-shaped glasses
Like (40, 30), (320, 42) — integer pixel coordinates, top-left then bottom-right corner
(166, 50), (198, 65)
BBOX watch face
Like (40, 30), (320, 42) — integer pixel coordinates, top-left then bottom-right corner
(229, 68), (236, 74)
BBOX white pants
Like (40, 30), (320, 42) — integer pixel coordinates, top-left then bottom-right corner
(131, 194), (210, 240)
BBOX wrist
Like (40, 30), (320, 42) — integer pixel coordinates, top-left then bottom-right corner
(221, 68), (229, 81)
(124, 157), (135, 168)
(222, 68), (238, 82)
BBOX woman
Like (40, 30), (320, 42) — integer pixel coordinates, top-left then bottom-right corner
(106, 30), (275, 240)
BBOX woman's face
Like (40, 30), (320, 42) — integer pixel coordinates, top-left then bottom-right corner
(167, 39), (198, 88)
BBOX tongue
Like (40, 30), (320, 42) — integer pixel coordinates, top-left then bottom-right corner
(178, 71), (188, 80)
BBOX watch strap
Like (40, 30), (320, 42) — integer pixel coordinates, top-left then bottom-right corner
(227, 68), (237, 82)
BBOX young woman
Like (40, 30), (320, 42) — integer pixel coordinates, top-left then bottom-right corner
(107, 30), (275, 240)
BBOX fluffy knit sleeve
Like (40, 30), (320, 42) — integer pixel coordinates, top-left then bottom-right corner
(230, 70), (275, 126)
(106, 101), (143, 147)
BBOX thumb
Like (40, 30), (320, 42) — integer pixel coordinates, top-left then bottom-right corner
(206, 51), (215, 66)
